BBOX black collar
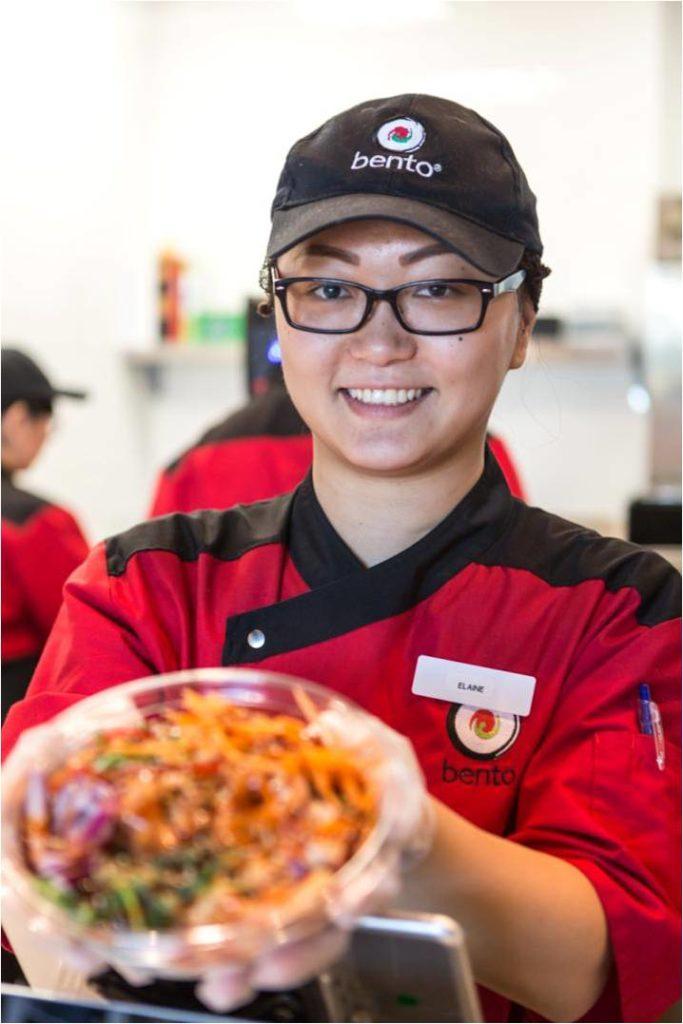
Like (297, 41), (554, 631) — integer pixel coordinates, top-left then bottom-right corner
(222, 447), (516, 665)
(289, 445), (515, 592)
(288, 474), (364, 588)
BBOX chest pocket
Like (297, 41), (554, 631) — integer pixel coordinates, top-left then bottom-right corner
(590, 730), (677, 844)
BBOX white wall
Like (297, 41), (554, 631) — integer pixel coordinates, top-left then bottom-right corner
(2, 1), (677, 539)
(2, 1), (155, 539)
(143, 0), (662, 324)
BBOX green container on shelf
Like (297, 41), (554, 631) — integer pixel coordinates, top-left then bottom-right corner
(187, 312), (246, 344)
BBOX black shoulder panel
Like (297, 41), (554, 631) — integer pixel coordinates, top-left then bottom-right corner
(2, 478), (49, 525)
(106, 492), (293, 577)
(478, 501), (681, 627)
(166, 387), (308, 473)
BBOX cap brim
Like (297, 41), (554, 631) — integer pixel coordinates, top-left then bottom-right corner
(52, 388), (87, 401)
(267, 194), (524, 277)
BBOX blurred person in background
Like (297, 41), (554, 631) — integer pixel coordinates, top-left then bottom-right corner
(149, 368), (312, 515)
(1, 348), (89, 720)
(3, 96), (680, 1023)
(149, 367), (526, 515)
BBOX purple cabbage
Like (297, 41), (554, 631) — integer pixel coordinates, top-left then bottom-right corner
(25, 773), (118, 885)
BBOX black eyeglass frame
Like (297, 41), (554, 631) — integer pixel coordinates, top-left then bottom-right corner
(271, 268), (526, 336)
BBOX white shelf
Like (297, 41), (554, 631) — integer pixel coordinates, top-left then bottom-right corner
(126, 344), (243, 367)
(531, 330), (629, 364)
(531, 343), (624, 364)
(125, 345), (244, 390)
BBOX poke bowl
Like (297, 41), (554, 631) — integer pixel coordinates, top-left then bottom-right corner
(2, 668), (426, 978)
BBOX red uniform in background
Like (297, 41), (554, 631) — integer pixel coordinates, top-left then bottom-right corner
(149, 384), (526, 516)
(2, 472), (89, 718)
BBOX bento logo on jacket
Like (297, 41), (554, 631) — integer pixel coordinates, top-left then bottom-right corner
(446, 704), (521, 760)
(442, 760), (517, 786)
(351, 117), (442, 178)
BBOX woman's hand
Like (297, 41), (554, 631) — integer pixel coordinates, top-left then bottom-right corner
(395, 798), (612, 1022)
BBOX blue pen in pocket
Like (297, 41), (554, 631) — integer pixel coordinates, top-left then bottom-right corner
(637, 683), (653, 734)
(638, 683), (665, 770)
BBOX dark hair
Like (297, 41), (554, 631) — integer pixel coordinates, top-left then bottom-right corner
(257, 259), (274, 318)
(1, 396), (54, 419)
(257, 247), (552, 317)
(518, 249), (551, 312)
(26, 397), (53, 418)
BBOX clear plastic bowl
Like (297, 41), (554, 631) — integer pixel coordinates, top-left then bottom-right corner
(2, 668), (428, 978)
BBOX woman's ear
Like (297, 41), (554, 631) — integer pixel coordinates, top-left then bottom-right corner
(2, 400), (29, 436)
(1, 401), (26, 462)
(509, 297), (536, 370)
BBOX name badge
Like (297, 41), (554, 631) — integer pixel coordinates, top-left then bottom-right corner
(412, 655), (536, 717)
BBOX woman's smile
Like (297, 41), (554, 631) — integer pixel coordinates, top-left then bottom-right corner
(339, 385), (434, 417)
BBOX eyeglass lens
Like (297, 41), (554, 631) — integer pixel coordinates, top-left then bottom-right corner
(284, 280), (485, 333)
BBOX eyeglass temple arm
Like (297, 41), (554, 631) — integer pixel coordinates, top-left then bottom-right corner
(492, 269), (526, 297)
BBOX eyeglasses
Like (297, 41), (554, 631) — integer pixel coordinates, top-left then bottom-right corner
(271, 268), (526, 336)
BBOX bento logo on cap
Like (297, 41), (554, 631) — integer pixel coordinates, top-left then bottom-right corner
(351, 116), (441, 179)
(377, 117), (426, 153)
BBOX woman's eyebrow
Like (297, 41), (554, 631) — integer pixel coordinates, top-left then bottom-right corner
(399, 242), (453, 265)
(299, 243), (360, 265)
(297, 240), (455, 267)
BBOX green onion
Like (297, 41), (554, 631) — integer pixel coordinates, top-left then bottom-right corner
(115, 884), (145, 929)
(137, 889), (176, 929)
(93, 753), (157, 772)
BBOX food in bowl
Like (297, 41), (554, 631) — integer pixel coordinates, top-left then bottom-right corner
(20, 688), (378, 932)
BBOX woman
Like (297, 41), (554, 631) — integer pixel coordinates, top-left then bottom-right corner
(4, 95), (679, 1022)
(1, 348), (89, 720)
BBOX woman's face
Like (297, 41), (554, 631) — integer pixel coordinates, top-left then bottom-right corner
(1, 402), (52, 472)
(275, 219), (534, 478)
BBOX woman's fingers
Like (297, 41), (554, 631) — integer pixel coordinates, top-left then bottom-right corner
(196, 966), (255, 1013)
(251, 926), (350, 990)
(57, 941), (109, 979)
(109, 961), (154, 988)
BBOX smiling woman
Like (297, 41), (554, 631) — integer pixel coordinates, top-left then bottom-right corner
(3, 94), (680, 1023)
(270, 220), (535, 563)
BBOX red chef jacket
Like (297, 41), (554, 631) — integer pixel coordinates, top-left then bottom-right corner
(4, 449), (680, 1022)
(149, 384), (526, 515)
(2, 471), (89, 716)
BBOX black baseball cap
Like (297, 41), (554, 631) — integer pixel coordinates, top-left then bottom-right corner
(2, 348), (87, 414)
(267, 94), (542, 277)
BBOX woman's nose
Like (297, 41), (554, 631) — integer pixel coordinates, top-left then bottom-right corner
(346, 297), (417, 364)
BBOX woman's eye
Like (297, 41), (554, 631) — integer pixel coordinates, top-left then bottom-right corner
(312, 283), (346, 300)
(414, 283), (453, 299)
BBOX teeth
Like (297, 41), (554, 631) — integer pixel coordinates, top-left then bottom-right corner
(347, 388), (425, 406)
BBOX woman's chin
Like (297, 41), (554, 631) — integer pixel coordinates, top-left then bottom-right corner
(332, 441), (433, 477)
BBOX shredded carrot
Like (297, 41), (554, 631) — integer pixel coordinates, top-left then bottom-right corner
(22, 689), (378, 930)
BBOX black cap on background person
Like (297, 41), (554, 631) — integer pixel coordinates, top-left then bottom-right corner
(1, 347), (87, 477)
(2, 347), (87, 415)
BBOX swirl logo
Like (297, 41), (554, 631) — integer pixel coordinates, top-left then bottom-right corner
(376, 117), (426, 153)
(447, 704), (520, 760)
(390, 125), (412, 144)
(470, 709), (500, 741)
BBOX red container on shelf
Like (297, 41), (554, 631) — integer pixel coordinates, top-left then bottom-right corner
(158, 250), (186, 343)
